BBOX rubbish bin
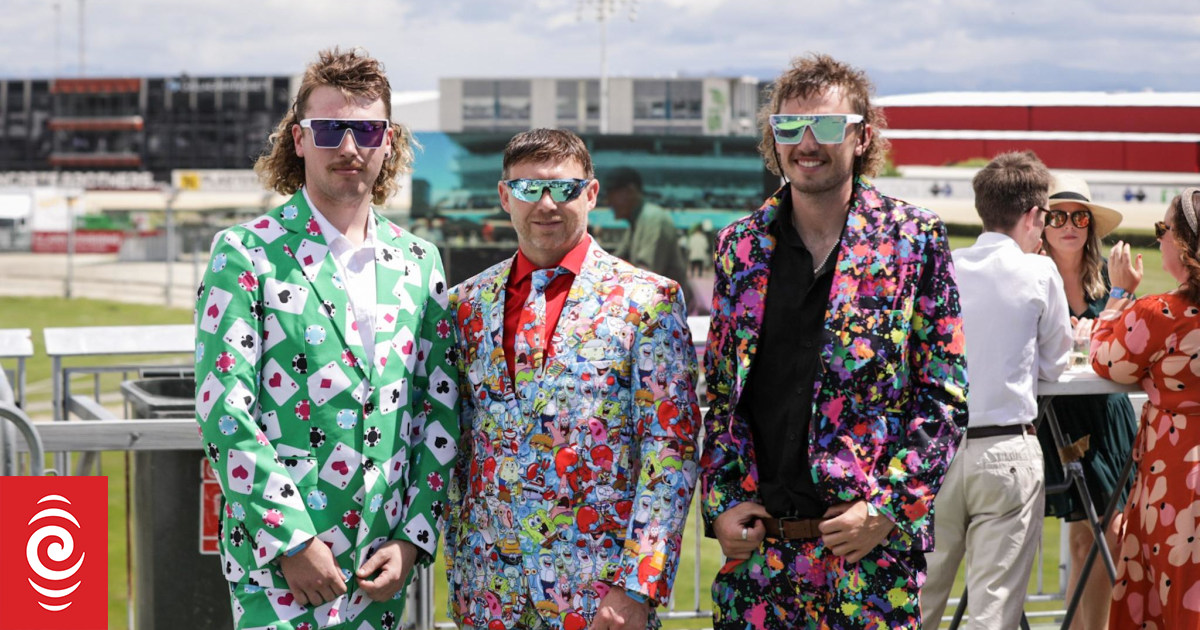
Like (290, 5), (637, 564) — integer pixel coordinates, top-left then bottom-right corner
(122, 377), (231, 630)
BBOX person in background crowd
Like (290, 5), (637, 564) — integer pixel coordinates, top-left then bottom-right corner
(1089, 187), (1200, 628)
(700, 53), (968, 628)
(686, 224), (710, 278)
(1038, 172), (1139, 630)
(921, 151), (1072, 628)
(606, 166), (695, 312)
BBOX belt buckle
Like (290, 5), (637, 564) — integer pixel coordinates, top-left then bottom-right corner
(776, 516), (803, 539)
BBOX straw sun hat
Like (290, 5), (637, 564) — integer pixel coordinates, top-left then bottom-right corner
(1047, 173), (1123, 238)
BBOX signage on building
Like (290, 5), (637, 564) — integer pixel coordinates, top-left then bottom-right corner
(0, 171), (157, 190)
(703, 79), (732, 136)
(31, 231), (125, 254)
(172, 169), (264, 192)
(170, 77), (272, 93)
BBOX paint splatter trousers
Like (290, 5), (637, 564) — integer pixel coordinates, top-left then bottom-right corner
(711, 536), (925, 629)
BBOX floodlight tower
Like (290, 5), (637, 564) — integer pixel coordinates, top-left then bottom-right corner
(77, 0), (85, 76)
(577, 0), (637, 134)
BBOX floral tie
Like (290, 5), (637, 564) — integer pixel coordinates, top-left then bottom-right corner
(512, 267), (565, 392)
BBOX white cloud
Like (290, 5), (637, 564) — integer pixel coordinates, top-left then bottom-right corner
(0, 0), (1196, 91)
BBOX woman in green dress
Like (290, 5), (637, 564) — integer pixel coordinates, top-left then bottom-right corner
(1039, 173), (1139, 630)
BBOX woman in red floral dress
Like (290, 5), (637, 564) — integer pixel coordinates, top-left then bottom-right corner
(1090, 188), (1200, 628)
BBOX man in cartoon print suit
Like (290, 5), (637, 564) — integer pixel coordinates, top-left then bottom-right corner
(445, 128), (701, 630)
(700, 53), (969, 628)
(194, 48), (458, 630)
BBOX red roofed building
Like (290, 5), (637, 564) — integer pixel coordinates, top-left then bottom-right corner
(877, 92), (1200, 173)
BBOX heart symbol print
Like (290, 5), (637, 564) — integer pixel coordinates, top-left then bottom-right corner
(232, 465), (249, 479)
(255, 219), (270, 229)
(207, 304), (220, 318)
(332, 460), (349, 475)
(401, 340), (413, 355)
(277, 593), (294, 606)
(269, 373), (282, 388)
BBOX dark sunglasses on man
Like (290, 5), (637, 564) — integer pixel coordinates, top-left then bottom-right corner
(299, 118), (390, 149)
(1045, 208), (1092, 229)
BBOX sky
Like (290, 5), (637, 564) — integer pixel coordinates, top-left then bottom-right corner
(2, 0), (1199, 94)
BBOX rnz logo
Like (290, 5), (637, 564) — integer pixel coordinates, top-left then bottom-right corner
(27, 494), (87, 611)
(0, 476), (108, 630)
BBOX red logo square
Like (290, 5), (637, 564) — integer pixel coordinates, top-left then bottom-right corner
(0, 476), (108, 630)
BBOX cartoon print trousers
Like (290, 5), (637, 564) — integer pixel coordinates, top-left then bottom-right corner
(711, 537), (924, 629)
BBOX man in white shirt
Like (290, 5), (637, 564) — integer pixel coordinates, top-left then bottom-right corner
(921, 151), (1072, 628)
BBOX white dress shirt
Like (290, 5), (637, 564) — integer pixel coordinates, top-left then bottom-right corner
(953, 232), (1072, 428)
(304, 188), (378, 368)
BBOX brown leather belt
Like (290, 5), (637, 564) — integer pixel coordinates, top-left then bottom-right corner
(761, 517), (823, 540)
(968, 423), (1035, 440)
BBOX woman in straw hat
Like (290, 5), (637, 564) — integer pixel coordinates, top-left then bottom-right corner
(1089, 187), (1200, 626)
(1039, 173), (1138, 629)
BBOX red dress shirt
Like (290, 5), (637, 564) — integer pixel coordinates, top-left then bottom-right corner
(503, 235), (591, 380)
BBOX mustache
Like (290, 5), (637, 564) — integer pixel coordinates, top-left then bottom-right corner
(328, 160), (365, 170)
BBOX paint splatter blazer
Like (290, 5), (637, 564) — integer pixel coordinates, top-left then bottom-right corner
(699, 179), (968, 552)
(194, 191), (459, 596)
(446, 240), (701, 630)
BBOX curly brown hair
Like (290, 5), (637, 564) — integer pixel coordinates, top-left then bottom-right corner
(253, 47), (415, 205)
(758, 53), (890, 180)
(1167, 190), (1200, 305)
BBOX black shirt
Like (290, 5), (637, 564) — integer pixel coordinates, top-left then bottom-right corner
(736, 197), (839, 518)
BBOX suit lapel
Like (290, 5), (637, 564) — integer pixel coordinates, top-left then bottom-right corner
(277, 192), (369, 381)
(549, 239), (605, 364)
(472, 258), (521, 424)
(370, 218), (421, 382)
(732, 198), (779, 401)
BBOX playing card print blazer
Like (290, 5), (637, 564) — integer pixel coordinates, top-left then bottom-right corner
(700, 179), (969, 554)
(445, 240), (701, 630)
(194, 190), (460, 592)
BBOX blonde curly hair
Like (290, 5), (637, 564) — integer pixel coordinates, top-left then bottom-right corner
(254, 47), (415, 205)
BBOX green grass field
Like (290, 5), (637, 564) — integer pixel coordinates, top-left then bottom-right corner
(2, 235), (1176, 629)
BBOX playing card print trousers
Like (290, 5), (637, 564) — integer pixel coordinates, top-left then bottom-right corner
(230, 582), (407, 630)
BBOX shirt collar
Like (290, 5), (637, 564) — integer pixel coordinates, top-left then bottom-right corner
(975, 230), (1022, 250)
(510, 234), (592, 287)
(303, 187), (376, 257)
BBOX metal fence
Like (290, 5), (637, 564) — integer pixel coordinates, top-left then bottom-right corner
(1, 323), (1143, 629)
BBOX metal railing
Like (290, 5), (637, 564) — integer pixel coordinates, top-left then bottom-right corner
(2, 321), (1145, 629)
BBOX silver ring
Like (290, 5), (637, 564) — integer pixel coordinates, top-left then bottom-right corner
(740, 527), (748, 541)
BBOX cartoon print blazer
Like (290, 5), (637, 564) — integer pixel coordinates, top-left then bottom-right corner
(700, 178), (969, 552)
(194, 190), (460, 593)
(446, 240), (701, 630)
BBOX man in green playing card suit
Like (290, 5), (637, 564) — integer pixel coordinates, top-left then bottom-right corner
(194, 47), (459, 630)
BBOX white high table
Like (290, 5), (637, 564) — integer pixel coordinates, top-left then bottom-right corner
(1037, 368), (1141, 629)
(952, 368), (1142, 630)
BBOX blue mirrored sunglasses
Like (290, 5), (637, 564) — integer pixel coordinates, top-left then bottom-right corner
(502, 178), (591, 203)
